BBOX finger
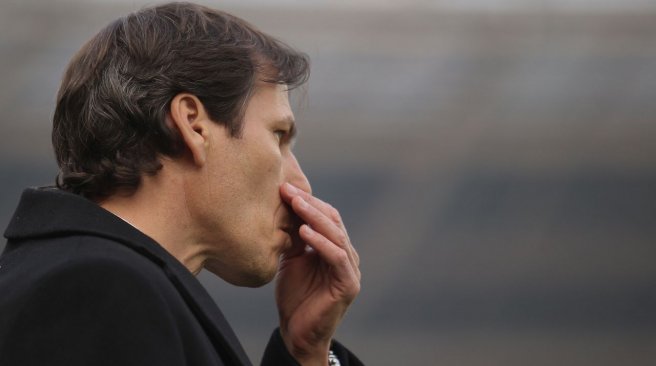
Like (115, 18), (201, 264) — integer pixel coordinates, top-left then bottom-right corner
(282, 183), (360, 270)
(350, 245), (361, 272)
(282, 183), (344, 227)
(291, 196), (359, 272)
(291, 196), (346, 249)
(299, 225), (359, 297)
(282, 183), (358, 266)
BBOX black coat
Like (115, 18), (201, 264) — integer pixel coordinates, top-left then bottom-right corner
(0, 188), (362, 366)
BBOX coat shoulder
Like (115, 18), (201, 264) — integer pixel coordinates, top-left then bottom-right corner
(2, 234), (167, 286)
(0, 235), (196, 366)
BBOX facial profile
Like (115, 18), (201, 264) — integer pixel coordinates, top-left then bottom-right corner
(176, 80), (311, 287)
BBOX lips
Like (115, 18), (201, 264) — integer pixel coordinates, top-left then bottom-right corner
(279, 203), (303, 234)
(278, 207), (304, 255)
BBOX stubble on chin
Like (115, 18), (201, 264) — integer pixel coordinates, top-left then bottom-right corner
(206, 252), (281, 288)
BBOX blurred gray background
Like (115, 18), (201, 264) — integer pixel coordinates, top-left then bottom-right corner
(1, 0), (655, 364)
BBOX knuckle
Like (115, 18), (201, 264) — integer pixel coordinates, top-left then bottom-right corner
(347, 281), (361, 299)
(353, 251), (360, 265)
(335, 250), (349, 263)
(335, 232), (348, 247)
(328, 206), (342, 224)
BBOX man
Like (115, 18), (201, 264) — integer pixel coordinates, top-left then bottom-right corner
(0, 3), (362, 366)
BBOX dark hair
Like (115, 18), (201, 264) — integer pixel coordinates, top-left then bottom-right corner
(52, 2), (309, 199)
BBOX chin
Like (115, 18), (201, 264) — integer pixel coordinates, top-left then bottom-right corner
(205, 259), (278, 288)
(234, 264), (278, 288)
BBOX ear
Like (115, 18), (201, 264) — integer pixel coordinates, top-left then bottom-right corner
(169, 93), (210, 167)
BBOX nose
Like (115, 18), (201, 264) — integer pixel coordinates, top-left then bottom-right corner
(284, 151), (312, 195)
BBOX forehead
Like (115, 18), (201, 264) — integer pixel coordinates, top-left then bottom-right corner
(243, 81), (293, 122)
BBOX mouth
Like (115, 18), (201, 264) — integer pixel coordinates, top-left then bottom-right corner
(279, 201), (303, 232)
(280, 220), (300, 238)
(278, 209), (304, 253)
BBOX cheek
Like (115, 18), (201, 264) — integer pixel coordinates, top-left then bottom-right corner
(252, 144), (284, 188)
(260, 155), (283, 208)
(235, 144), (284, 222)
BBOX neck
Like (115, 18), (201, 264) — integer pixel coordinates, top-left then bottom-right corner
(98, 164), (208, 275)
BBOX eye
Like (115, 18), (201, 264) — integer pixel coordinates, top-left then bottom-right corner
(274, 130), (287, 142)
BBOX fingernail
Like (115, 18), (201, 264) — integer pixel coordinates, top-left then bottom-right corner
(285, 182), (299, 194)
(301, 224), (313, 236)
(297, 197), (308, 209)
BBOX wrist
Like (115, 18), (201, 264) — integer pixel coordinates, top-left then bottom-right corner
(291, 352), (330, 366)
(280, 329), (331, 366)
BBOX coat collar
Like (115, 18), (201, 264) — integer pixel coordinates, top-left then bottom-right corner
(4, 187), (252, 366)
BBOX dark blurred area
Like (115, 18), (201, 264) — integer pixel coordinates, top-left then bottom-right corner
(1, 1), (655, 364)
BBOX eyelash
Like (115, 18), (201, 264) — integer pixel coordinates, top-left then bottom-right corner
(274, 130), (287, 142)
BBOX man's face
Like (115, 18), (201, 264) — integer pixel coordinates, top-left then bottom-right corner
(187, 81), (311, 287)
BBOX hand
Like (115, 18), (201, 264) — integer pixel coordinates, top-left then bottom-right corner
(276, 182), (361, 365)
